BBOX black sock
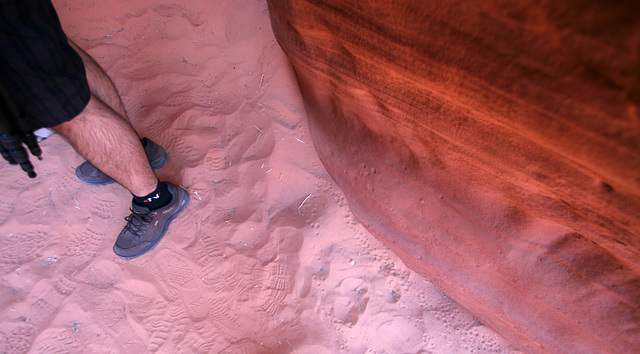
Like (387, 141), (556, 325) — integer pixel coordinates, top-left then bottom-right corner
(133, 180), (172, 210)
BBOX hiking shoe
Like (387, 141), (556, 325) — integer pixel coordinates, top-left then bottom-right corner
(75, 137), (168, 185)
(113, 182), (189, 258)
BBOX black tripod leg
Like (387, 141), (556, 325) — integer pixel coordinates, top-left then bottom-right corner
(0, 133), (36, 178)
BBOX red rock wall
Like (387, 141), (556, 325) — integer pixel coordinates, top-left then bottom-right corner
(266, 0), (640, 352)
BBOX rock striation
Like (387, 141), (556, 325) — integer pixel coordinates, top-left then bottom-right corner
(266, 0), (640, 352)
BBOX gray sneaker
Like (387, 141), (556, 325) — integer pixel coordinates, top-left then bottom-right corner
(75, 138), (168, 185)
(113, 182), (189, 258)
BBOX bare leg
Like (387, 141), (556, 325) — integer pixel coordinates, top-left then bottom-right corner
(53, 40), (156, 196)
(68, 40), (128, 119)
(52, 95), (157, 196)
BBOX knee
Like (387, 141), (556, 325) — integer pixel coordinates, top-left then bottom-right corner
(51, 110), (86, 137)
(51, 92), (102, 136)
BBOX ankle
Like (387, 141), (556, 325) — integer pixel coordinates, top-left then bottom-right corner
(133, 180), (172, 210)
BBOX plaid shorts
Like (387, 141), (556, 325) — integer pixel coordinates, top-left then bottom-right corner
(0, 0), (90, 130)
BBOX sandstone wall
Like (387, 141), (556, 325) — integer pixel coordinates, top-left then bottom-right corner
(266, 0), (640, 352)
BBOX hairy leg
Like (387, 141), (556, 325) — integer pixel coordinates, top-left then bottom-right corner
(68, 40), (128, 119)
(54, 40), (156, 196)
(52, 95), (157, 197)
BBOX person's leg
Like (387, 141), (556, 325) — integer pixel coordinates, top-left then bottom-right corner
(52, 92), (189, 259)
(59, 40), (189, 259)
(52, 93), (189, 259)
(2, 2), (185, 258)
(68, 40), (128, 120)
(67, 40), (168, 186)
(52, 95), (157, 197)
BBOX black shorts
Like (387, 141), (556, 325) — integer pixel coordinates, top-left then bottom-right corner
(0, 0), (90, 131)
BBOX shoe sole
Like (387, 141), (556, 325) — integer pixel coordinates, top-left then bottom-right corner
(76, 149), (168, 186)
(113, 185), (190, 259)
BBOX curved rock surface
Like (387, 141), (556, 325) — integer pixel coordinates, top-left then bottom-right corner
(266, 0), (640, 352)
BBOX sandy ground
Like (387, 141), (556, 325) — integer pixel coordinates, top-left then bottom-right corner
(0, 0), (520, 352)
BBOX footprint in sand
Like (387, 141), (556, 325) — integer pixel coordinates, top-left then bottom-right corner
(89, 192), (121, 220)
(259, 263), (290, 317)
(192, 232), (224, 267)
(205, 297), (244, 344)
(168, 135), (208, 167)
(0, 276), (75, 353)
(75, 259), (120, 290)
(142, 118), (171, 144)
(117, 278), (180, 350)
(205, 149), (228, 172)
(7, 276), (75, 328)
(62, 219), (106, 270)
(30, 328), (78, 353)
(73, 284), (146, 351)
(118, 56), (162, 81)
(0, 323), (35, 354)
(175, 331), (217, 353)
(196, 255), (297, 347)
(54, 166), (82, 196)
(264, 99), (301, 130)
(162, 304), (192, 349)
(0, 229), (50, 275)
(153, 249), (210, 322)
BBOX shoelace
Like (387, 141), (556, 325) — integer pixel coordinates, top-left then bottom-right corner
(123, 209), (154, 237)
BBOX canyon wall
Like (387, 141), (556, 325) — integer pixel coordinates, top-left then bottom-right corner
(266, 0), (640, 352)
